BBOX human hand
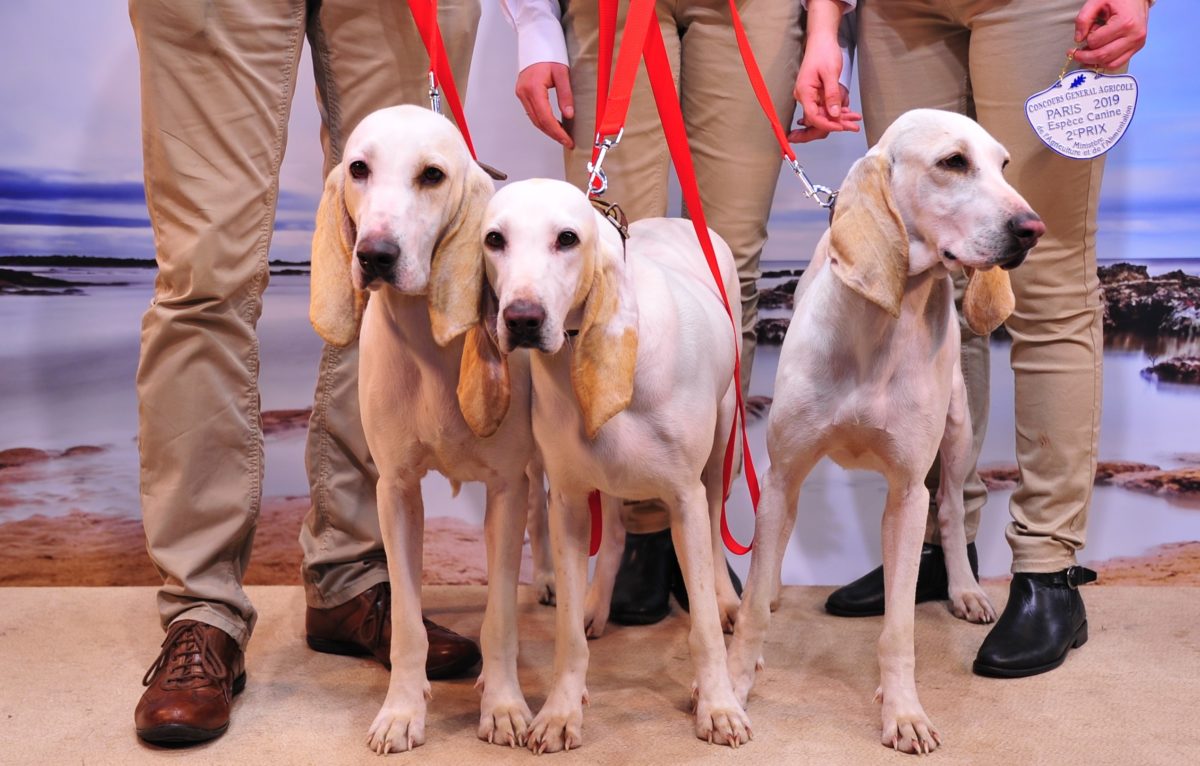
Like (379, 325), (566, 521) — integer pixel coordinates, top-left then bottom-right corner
(789, 37), (862, 144)
(515, 62), (576, 148)
(1072, 0), (1150, 70)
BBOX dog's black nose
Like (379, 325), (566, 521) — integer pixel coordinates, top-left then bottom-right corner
(1007, 212), (1045, 251)
(356, 239), (400, 281)
(503, 300), (546, 344)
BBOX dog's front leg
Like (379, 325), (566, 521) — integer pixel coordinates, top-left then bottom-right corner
(727, 461), (807, 707)
(583, 493), (624, 638)
(525, 456), (555, 605)
(936, 361), (996, 623)
(367, 478), (430, 754)
(528, 490), (591, 754)
(477, 476), (535, 747)
(672, 485), (752, 747)
(877, 481), (940, 755)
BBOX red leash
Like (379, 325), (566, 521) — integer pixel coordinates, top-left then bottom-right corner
(588, 0), (761, 556)
(405, 0), (479, 160)
(726, 0), (837, 207)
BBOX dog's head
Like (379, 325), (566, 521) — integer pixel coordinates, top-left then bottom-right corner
(830, 109), (1044, 334)
(451, 179), (635, 439)
(309, 105), (495, 347)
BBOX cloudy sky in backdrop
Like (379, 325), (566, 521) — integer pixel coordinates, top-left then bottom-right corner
(0, 1), (1195, 263)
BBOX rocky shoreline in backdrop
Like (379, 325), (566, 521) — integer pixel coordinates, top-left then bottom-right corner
(755, 263), (1200, 347)
(979, 459), (1200, 498)
(0, 255), (309, 295)
(4, 258), (1195, 341)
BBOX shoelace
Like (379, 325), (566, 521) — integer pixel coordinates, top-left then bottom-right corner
(142, 622), (230, 691)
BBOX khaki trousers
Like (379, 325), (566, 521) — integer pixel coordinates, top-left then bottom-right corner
(131, 0), (479, 648)
(857, 0), (1106, 572)
(560, 0), (802, 532)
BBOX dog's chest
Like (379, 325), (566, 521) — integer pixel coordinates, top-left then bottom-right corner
(360, 299), (522, 483)
(529, 358), (681, 497)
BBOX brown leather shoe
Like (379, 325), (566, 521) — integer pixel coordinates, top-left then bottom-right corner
(305, 582), (481, 679)
(135, 620), (246, 745)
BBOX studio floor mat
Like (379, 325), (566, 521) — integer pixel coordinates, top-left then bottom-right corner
(1, 584), (1196, 765)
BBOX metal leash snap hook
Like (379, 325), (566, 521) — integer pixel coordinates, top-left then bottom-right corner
(587, 128), (624, 197)
(812, 184), (838, 210)
(788, 157), (838, 210)
(428, 71), (442, 114)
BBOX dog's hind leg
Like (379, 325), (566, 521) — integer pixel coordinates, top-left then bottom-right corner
(477, 475), (535, 748)
(367, 479), (431, 754)
(583, 493), (624, 639)
(672, 484), (752, 747)
(527, 490), (592, 754)
(877, 479), (941, 755)
(525, 456), (555, 605)
(726, 456), (809, 708)
(936, 360), (996, 624)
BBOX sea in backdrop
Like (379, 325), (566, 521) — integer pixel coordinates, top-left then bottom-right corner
(2, 258), (1197, 585)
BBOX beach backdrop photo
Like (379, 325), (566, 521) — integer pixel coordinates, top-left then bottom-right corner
(1, 1), (1198, 591)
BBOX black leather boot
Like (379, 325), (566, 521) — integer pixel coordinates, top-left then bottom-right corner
(824, 542), (979, 617)
(609, 529), (674, 625)
(973, 566), (1096, 678)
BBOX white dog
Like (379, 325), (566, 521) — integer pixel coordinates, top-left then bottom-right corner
(453, 179), (752, 751)
(309, 105), (547, 753)
(727, 109), (1044, 755)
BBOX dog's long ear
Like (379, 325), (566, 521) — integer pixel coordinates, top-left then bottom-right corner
(571, 220), (637, 440)
(457, 286), (511, 438)
(828, 153), (909, 318)
(963, 266), (1015, 336)
(428, 162), (494, 346)
(310, 163), (364, 346)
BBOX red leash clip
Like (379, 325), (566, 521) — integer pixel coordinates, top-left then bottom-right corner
(586, 128), (623, 197)
(405, 0), (477, 160)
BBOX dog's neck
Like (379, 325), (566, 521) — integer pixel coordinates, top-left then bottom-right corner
(371, 287), (452, 351)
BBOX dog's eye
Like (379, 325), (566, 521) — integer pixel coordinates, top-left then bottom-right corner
(484, 231), (506, 250)
(939, 153), (968, 171)
(348, 160), (369, 180)
(421, 166), (445, 185)
(556, 230), (579, 249)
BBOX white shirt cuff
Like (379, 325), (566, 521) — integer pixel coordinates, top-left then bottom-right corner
(501, 1), (569, 71)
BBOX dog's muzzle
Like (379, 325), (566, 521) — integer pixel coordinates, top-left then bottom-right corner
(1000, 212), (1045, 270)
(502, 299), (547, 349)
(356, 239), (400, 284)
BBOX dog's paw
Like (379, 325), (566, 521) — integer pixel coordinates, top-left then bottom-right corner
(366, 690), (430, 754)
(583, 610), (609, 640)
(478, 696), (533, 748)
(769, 577), (784, 613)
(718, 595), (740, 634)
(729, 660), (764, 709)
(534, 570), (556, 606)
(948, 585), (997, 624)
(694, 687), (753, 748)
(878, 687), (941, 755)
(583, 589), (611, 639)
(527, 692), (587, 754)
